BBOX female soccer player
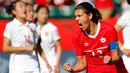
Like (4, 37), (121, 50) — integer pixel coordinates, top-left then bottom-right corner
(35, 5), (62, 73)
(63, 2), (127, 73)
(115, 0), (130, 72)
(3, 1), (43, 73)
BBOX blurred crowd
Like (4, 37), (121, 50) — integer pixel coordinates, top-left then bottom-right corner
(0, 0), (130, 19)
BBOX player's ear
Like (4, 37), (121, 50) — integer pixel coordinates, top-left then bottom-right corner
(12, 10), (16, 15)
(88, 13), (92, 20)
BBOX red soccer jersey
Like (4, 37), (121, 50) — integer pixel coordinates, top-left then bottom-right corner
(72, 21), (118, 73)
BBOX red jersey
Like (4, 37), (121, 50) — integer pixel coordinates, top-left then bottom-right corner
(72, 21), (118, 73)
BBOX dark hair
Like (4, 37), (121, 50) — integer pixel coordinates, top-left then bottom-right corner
(34, 4), (49, 23)
(5, 0), (22, 17)
(75, 2), (102, 24)
(127, 0), (130, 5)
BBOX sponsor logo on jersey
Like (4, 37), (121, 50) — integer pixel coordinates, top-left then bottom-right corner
(84, 42), (89, 46)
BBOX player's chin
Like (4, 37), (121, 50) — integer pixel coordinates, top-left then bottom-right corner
(80, 28), (85, 31)
(80, 27), (85, 30)
(28, 18), (33, 21)
(21, 14), (26, 18)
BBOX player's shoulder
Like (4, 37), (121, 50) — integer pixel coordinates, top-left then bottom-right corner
(122, 11), (130, 18)
(118, 11), (130, 21)
(5, 20), (15, 29)
(46, 22), (57, 30)
(28, 22), (35, 26)
(73, 29), (83, 40)
(100, 21), (115, 32)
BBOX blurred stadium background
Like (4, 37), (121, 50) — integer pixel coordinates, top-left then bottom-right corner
(0, 0), (128, 73)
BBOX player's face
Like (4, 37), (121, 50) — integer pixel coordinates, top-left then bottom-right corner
(13, 1), (26, 19)
(26, 5), (34, 21)
(75, 9), (91, 31)
(36, 7), (48, 24)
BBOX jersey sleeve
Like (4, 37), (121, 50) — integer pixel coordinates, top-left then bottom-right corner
(116, 14), (127, 29)
(52, 27), (60, 41)
(3, 24), (12, 40)
(108, 26), (118, 50)
(72, 34), (84, 56)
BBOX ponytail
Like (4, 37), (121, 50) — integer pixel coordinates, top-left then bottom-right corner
(92, 8), (102, 24)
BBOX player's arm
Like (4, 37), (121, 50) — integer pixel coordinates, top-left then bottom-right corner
(36, 38), (52, 72)
(119, 42), (130, 56)
(63, 55), (86, 72)
(3, 37), (35, 53)
(115, 24), (130, 56)
(109, 26), (121, 63)
(54, 40), (62, 73)
(104, 25), (120, 64)
(110, 48), (120, 63)
(40, 51), (52, 72)
(104, 41), (120, 64)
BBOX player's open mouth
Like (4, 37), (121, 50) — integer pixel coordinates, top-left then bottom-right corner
(77, 21), (82, 26)
(78, 23), (82, 26)
(23, 11), (26, 15)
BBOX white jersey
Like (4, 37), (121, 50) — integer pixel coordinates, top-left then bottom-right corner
(117, 11), (130, 49)
(36, 22), (60, 68)
(3, 18), (39, 71)
(117, 11), (130, 72)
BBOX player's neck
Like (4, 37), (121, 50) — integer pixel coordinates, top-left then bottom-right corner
(16, 17), (26, 24)
(37, 21), (44, 27)
(87, 22), (98, 35)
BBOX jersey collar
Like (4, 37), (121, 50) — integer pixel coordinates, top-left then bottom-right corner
(13, 18), (28, 26)
(85, 22), (100, 38)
